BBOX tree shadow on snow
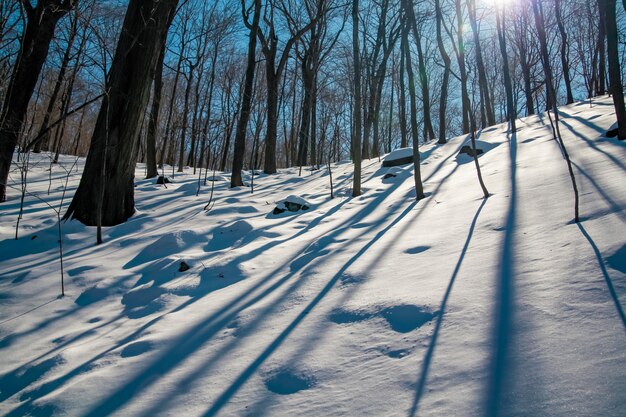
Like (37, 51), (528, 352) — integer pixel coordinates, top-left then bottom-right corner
(408, 198), (487, 416)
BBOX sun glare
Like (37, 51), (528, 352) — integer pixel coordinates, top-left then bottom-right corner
(488, 0), (515, 7)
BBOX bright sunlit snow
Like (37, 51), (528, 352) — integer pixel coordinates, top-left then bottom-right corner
(1, 97), (625, 416)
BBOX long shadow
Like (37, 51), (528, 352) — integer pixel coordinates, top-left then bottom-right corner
(486, 129), (518, 417)
(2, 144), (458, 412)
(0, 298), (58, 326)
(73, 179), (404, 416)
(559, 118), (626, 173)
(570, 160), (626, 224)
(408, 198), (487, 417)
(137, 193), (417, 417)
(576, 223), (626, 333)
(202, 140), (471, 417)
(140, 144), (467, 416)
(201, 201), (419, 417)
(0, 192), (351, 407)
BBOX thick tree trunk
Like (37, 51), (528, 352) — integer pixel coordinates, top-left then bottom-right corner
(264, 63), (279, 174)
(601, 0), (626, 139)
(231, 0), (261, 187)
(64, 0), (179, 226)
(0, 1), (72, 202)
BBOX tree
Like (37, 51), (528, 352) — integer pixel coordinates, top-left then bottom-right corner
(467, 0), (495, 127)
(352, 0), (362, 197)
(64, 0), (179, 228)
(495, 3), (516, 132)
(434, 0), (451, 143)
(231, 0), (261, 187)
(258, 0), (320, 174)
(531, 0), (580, 222)
(0, 0), (75, 202)
(554, 0), (574, 104)
(600, 0), (626, 139)
(400, 3), (424, 201)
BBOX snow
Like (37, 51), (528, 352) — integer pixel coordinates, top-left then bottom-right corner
(384, 147), (414, 161)
(1, 96), (625, 416)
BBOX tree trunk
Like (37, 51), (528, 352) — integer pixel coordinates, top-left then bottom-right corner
(435, 0), (450, 144)
(405, 3), (435, 142)
(352, 0), (362, 197)
(231, 0), (261, 187)
(34, 11), (78, 153)
(496, 5), (516, 132)
(64, 0), (179, 226)
(554, 0), (574, 104)
(178, 63), (195, 172)
(0, 1), (73, 202)
(401, 9), (424, 201)
(597, 0), (607, 96)
(467, 0), (495, 127)
(399, 47), (408, 148)
(455, 0), (470, 134)
(601, 0), (626, 139)
(146, 34), (168, 179)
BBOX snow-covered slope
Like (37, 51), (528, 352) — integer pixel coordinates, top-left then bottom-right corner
(1, 97), (625, 416)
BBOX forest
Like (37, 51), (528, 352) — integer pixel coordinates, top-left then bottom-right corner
(0, 0), (625, 229)
(1, 1), (626, 416)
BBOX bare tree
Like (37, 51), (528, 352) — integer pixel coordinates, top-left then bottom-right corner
(231, 0), (261, 187)
(599, 0), (626, 139)
(352, 0), (362, 197)
(64, 0), (179, 229)
(0, 0), (75, 202)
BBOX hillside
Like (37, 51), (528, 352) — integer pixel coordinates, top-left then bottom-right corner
(1, 97), (625, 416)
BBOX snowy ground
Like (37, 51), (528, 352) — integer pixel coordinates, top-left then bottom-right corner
(1, 97), (625, 416)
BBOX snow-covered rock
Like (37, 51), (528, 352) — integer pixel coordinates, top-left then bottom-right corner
(382, 147), (414, 167)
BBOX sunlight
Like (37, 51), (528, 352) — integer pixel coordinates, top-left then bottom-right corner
(486, 0), (515, 7)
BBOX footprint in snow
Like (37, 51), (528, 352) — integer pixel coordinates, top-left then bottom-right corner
(405, 245), (430, 255)
(121, 341), (152, 358)
(263, 367), (316, 395)
(380, 305), (437, 333)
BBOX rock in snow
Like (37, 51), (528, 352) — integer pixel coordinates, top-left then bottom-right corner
(382, 147), (414, 167)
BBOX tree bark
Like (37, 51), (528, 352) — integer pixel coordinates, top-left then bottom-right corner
(231, 0), (261, 187)
(434, 0), (450, 143)
(34, 11), (78, 153)
(145, 33), (168, 179)
(0, 0), (74, 202)
(467, 0), (495, 127)
(352, 0), (362, 197)
(600, 0), (626, 139)
(64, 0), (179, 226)
(554, 0), (574, 104)
(401, 8), (424, 201)
(454, 0), (470, 134)
(495, 5), (516, 132)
